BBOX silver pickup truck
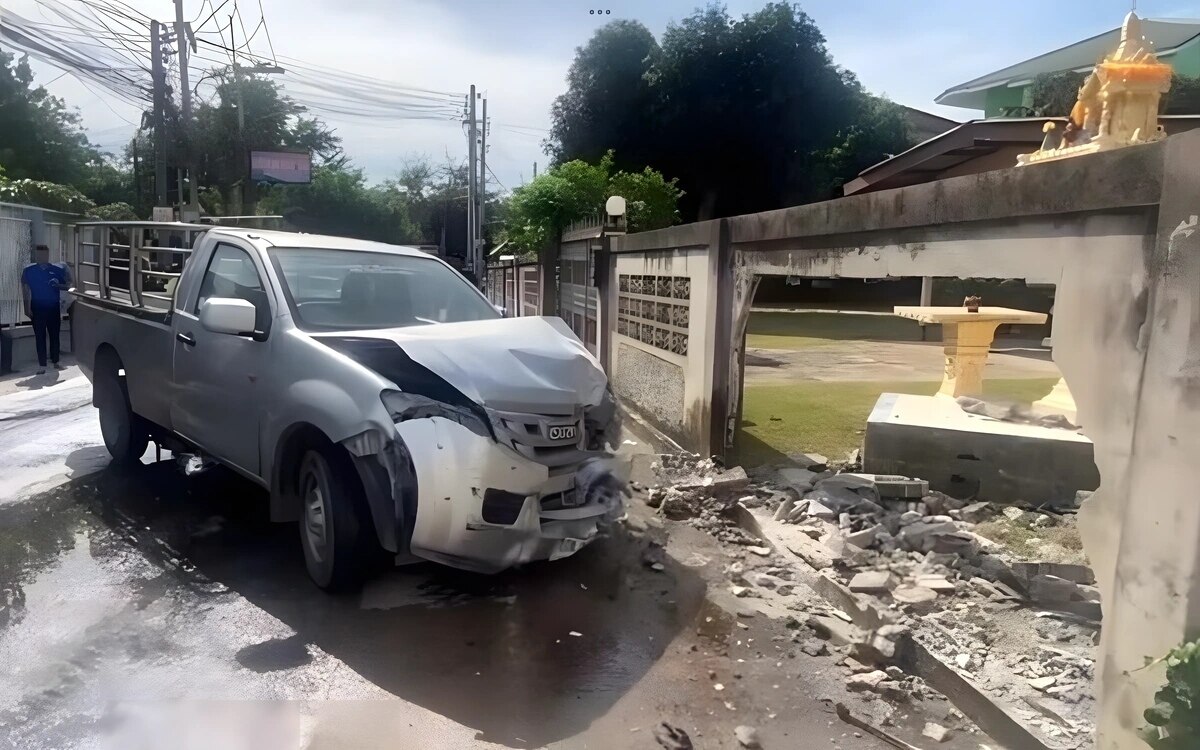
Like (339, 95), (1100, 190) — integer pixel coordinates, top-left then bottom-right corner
(71, 222), (623, 590)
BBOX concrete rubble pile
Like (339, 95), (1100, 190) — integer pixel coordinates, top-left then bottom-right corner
(646, 453), (1100, 747)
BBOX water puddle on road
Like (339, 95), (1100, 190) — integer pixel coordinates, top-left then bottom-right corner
(0, 461), (709, 748)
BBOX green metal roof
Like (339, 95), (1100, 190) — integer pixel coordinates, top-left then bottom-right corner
(937, 18), (1200, 110)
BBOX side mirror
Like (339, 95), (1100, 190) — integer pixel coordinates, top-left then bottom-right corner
(493, 303), (507, 316)
(199, 297), (257, 336)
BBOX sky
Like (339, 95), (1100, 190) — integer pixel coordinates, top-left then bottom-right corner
(5, 0), (1199, 193)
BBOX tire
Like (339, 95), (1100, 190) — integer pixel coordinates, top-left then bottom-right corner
(297, 446), (370, 592)
(96, 361), (149, 465)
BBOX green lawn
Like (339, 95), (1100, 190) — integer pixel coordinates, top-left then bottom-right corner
(745, 311), (933, 351)
(734, 377), (1061, 468)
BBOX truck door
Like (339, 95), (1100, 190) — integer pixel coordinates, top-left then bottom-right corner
(172, 240), (274, 479)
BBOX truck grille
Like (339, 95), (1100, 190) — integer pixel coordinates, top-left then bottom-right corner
(488, 408), (588, 469)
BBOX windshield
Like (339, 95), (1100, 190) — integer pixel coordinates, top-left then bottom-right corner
(268, 248), (499, 331)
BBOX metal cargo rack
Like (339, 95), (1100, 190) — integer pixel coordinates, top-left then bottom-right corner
(74, 221), (209, 312)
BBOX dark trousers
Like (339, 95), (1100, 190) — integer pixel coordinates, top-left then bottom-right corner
(30, 306), (61, 367)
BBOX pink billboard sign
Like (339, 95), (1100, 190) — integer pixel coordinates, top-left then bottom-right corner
(249, 150), (312, 184)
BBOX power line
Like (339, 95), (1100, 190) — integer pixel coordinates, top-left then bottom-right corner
(486, 163), (510, 193)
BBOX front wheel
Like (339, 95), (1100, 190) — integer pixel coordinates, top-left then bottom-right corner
(298, 447), (370, 592)
(96, 364), (148, 465)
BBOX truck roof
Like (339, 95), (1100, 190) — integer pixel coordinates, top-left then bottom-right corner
(204, 227), (432, 258)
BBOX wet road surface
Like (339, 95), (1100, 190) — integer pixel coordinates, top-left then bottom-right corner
(0, 381), (895, 749)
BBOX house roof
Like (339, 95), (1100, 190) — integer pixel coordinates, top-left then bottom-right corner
(843, 115), (1200, 195)
(937, 17), (1200, 110)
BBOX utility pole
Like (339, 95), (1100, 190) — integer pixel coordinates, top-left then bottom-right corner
(533, 161), (537, 179)
(466, 85), (477, 277)
(478, 95), (486, 279)
(150, 20), (168, 207)
(174, 0), (199, 218)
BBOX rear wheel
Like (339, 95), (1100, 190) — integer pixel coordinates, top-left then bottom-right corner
(96, 358), (148, 465)
(298, 446), (370, 591)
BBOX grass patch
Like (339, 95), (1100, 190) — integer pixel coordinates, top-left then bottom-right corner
(974, 519), (1085, 564)
(745, 311), (932, 351)
(735, 377), (1061, 467)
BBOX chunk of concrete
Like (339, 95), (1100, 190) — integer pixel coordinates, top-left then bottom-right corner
(844, 473), (930, 498)
(846, 670), (889, 691)
(807, 614), (865, 646)
(1001, 505), (1026, 522)
(1029, 574), (1080, 603)
(777, 467), (820, 493)
(898, 510), (923, 526)
(891, 585), (938, 604)
(801, 497), (838, 521)
(1028, 675), (1057, 691)
(844, 523), (884, 548)
(895, 521), (959, 552)
(922, 722), (952, 743)
(1010, 561), (1095, 586)
(958, 501), (993, 523)
(772, 496), (796, 521)
(915, 575), (957, 593)
(848, 570), (897, 594)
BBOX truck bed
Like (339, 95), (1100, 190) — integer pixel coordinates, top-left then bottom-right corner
(72, 293), (176, 431)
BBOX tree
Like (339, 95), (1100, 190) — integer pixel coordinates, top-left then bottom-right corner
(258, 162), (407, 242)
(0, 50), (98, 186)
(547, 20), (660, 168)
(814, 94), (912, 196)
(193, 73), (341, 213)
(1028, 71), (1087, 116)
(1163, 74), (1200, 115)
(547, 3), (911, 221)
(503, 151), (682, 256)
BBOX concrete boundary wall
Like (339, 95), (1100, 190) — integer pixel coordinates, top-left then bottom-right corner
(604, 132), (1200, 748)
(608, 220), (723, 451)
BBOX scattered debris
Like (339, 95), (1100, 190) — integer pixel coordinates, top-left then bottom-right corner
(848, 571), (896, 594)
(653, 722), (694, 750)
(568, 631), (582, 637)
(846, 670), (889, 691)
(922, 721), (952, 743)
(734, 725), (761, 748)
(835, 703), (923, 750)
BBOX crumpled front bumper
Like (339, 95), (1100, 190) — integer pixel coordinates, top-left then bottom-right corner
(395, 416), (623, 573)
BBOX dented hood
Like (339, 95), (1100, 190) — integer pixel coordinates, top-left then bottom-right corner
(319, 316), (608, 412)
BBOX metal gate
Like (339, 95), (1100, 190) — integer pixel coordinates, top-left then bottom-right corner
(559, 222), (603, 357)
(0, 217), (32, 326)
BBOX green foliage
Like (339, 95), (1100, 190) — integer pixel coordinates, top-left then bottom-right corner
(1163, 74), (1200, 116)
(193, 73), (342, 214)
(1140, 638), (1200, 749)
(503, 151), (682, 255)
(1029, 71), (1087, 117)
(0, 50), (100, 187)
(548, 3), (915, 220)
(814, 95), (913, 197)
(0, 177), (95, 213)
(89, 202), (139, 221)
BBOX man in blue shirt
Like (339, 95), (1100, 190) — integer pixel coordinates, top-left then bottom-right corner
(21, 244), (71, 374)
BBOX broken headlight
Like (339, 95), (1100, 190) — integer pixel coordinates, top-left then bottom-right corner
(380, 389), (491, 439)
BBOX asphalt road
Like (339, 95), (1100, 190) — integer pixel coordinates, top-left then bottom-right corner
(0, 378), (898, 750)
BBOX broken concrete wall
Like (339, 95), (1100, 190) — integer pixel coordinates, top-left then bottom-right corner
(609, 220), (724, 451)
(606, 131), (1200, 746)
(1075, 131), (1200, 750)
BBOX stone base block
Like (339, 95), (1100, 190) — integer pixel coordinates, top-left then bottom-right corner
(863, 393), (1099, 505)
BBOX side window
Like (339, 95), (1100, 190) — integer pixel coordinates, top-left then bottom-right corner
(194, 244), (271, 334)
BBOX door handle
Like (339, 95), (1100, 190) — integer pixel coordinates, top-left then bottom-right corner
(176, 332), (196, 347)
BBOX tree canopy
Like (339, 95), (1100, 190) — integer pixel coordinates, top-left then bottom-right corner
(546, 3), (913, 220)
(503, 151), (682, 256)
